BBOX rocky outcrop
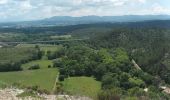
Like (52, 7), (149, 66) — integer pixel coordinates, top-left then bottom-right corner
(0, 88), (24, 100)
(0, 88), (92, 100)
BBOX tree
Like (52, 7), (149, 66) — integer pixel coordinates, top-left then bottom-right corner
(102, 73), (120, 89)
(97, 88), (122, 100)
(94, 64), (107, 80)
(128, 77), (145, 88)
(53, 58), (64, 68)
(119, 72), (131, 89)
(28, 64), (40, 70)
(97, 49), (114, 64)
(128, 87), (145, 97)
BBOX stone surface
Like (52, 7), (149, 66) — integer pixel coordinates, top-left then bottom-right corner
(0, 88), (92, 100)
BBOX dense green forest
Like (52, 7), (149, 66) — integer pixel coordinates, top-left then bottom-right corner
(49, 22), (170, 99)
(50, 40), (170, 99)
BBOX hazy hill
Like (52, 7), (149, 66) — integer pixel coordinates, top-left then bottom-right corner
(0, 15), (170, 28)
(0, 20), (170, 35)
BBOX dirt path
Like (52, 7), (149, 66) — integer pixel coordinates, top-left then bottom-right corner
(132, 59), (142, 70)
(52, 73), (59, 93)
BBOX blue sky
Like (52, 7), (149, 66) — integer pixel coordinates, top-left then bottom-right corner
(0, 0), (170, 22)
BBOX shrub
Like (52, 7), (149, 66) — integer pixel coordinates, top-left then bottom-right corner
(59, 75), (65, 81)
(54, 82), (64, 94)
(37, 89), (50, 94)
(97, 89), (121, 100)
(128, 87), (145, 97)
(28, 64), (40, 70)
(0, 62), (22, 72)
(48, 65), (52, 68)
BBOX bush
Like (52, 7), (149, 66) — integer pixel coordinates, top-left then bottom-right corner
(97, 88), (121, 100)
(128, 87), (145, 97)
(125, 97), (138, 100)
(54, 82), (64, 94)
(28, 64), (40, 70)
(48, 65), (52, 68)
(26, 85), (39, 91)
(37, 89), (50, 94)
(59, 75), (65, 81)
(0, 62), (22, 72)
(101, 73), (120, 89)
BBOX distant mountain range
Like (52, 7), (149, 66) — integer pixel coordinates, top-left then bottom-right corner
(0, 15), (170, 28)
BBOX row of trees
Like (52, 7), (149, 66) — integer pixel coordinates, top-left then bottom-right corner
(0, 45), (43, 72)
(0, 62), (22, 72)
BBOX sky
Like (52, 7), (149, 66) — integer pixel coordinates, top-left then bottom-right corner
(0, 0), (170, 22)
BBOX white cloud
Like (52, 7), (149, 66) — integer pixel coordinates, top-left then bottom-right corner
(20, 0), (33, 11)
(114, 1), (125, 6)
(151, 3), (170, 14)
(0, 0), (170, 22)
(138, 0), (146, 3)
(0, 0), (8, 4)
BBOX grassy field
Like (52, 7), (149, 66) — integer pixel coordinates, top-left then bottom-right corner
(50, 35), (72, 39)
(0, 47), (37, 63)
(0, 44), (60, 92)
(62, 77), (101, 98)
(0, 68), (58, 91)
(22, 60), (53, 70)
(0, 33), (22, 41)
(16, 44), (62, 52)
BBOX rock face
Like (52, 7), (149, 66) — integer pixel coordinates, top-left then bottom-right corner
(0, 88), (24, 100)
(56, 95), (92, 100)
(0, 88), (92, 100)
(160, 86), (170, 94)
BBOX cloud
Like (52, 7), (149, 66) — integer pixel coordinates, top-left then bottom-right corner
(138, 0), (146, 3)
(151, 3), (170, 14)
(0, 0), (170, 22)
(0, 0), (8, 4)
(19, 0), (33, 11)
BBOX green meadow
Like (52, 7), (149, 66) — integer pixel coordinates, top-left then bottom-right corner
(62, 77), (101, 98)
(0, 44), (60, 92)
(21, 60), (53, 70)
(0, 68), (58, 91)
(16, 44), (62, 52)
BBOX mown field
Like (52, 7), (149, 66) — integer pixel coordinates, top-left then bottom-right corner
(16, 44), (62, 52)
(62, 77), (101, 98)
(21, 60), (53, 70)
(50, 35), (72, 39)
(0, 33), (23, 42)
(0, 68), (58, 91)
(0, 44), (59, 92)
